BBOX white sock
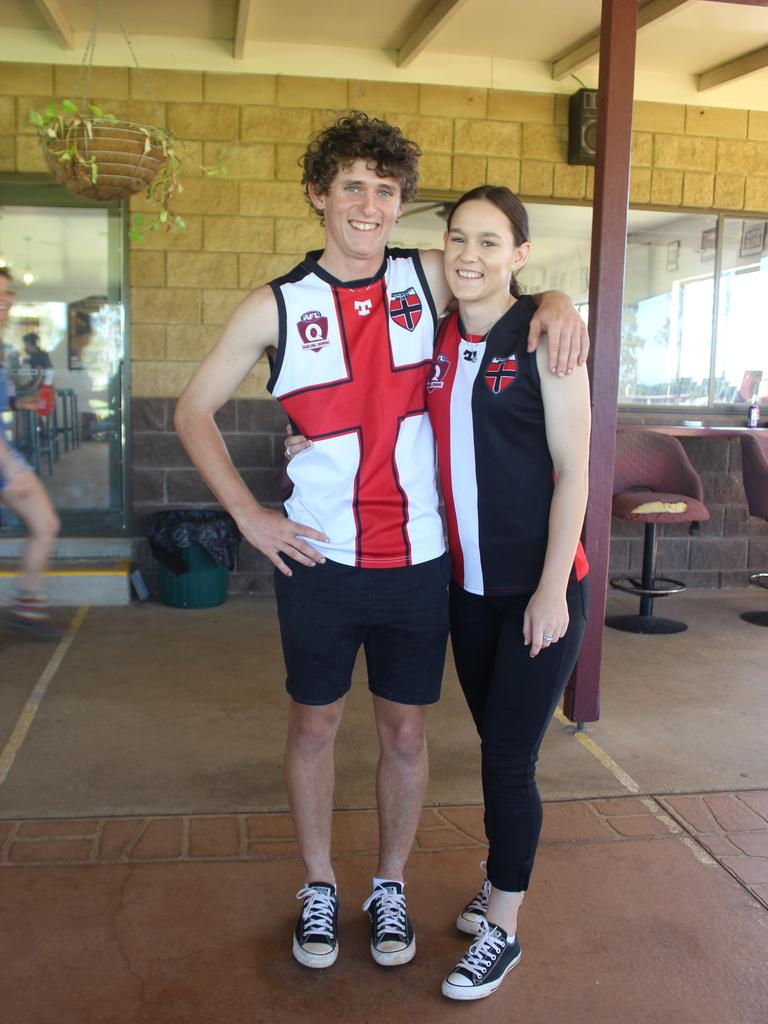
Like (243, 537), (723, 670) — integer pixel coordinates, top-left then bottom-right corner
(373, 876), (403, 890)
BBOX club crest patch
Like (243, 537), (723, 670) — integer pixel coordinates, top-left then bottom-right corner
(297, 310), (329, 352)
(389, 288), (422, 332)
(485, 354), (518, 394)
(427, 353), (451, 392)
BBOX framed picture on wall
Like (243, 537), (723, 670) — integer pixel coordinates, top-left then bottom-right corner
(67, 297), (102, 370)
(739, 220), (765, 258)
(666, 240), (680, 272)
(700, 227), (716, 261)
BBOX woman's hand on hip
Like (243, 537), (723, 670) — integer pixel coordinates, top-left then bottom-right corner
(523, 585), (570, 658)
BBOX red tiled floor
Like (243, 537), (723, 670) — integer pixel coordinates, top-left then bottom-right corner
(188, 816), (241, 858)
(246, 813), (295, 841)
(8, 838), (94, 864)
(539, 801), (616, 842)
(660, 792), (768, 910)
(1, 809), (767, 1024)
(720, 856), (768, 886)
(98, 819), (142, 860)
(662, 795), (720, 833)
(591, 797), (652, 816)
(736, 791), (768, 822)
(601, 813), (672, 838)
(16, 819), (96, 838)
(704, 794), (767, 832)
(415, 827), (475, 849)
(438, 805), (485, 842)
(129, 818), (184, 860)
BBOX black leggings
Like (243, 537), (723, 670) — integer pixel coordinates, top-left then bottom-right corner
(449, 576), (589, 892)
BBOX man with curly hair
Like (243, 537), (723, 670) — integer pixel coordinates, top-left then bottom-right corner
(175, 112), (587, 971)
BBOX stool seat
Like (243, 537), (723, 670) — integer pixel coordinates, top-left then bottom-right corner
(607, 432), (709, 635)
(613, 490), (709, 524)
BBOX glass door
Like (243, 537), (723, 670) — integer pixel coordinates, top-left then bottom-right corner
(0, 178), (128, 532)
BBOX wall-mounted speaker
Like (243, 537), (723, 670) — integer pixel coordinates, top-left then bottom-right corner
(568, 89), (598, 166)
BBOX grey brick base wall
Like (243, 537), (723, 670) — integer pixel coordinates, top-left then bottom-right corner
(132, 399), (767, 596)
(131, 397), (288, 595)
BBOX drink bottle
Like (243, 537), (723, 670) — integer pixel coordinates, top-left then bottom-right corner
(747, 400), (760, 428)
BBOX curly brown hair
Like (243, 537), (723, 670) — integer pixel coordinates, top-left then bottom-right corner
(301, 111), (421, 220)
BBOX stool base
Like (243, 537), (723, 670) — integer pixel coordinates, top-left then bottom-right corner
(605, 614), (687, 635)
(740, 610), (768, 628)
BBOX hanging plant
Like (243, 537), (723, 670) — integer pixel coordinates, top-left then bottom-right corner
(28, 2), (224, 242)
(29, 100), (225, 242)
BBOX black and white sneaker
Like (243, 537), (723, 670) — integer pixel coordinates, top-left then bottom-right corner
(292, 883), (339, 969)
(456, 874), (490, 935)
(361, 882), (415, 966)
(442, 921), (521, 1001)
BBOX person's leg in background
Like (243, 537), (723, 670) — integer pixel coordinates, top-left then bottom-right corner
(0, 442), (60, 635)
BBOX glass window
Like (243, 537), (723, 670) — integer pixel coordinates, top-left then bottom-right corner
(390, 195), (767, 413)
(620, 211), (716, 406)
(714, 217), (768, 407)
(0, 189), (127, 530)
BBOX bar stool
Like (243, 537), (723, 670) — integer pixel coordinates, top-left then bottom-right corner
(13, 407), (54, 477)
(739, 432), (768, 627)
(56, 388), (79, 451)
(607, 431), (710, 634)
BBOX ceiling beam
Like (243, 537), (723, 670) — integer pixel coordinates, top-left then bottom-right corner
(552, 0), (694, 81)
(233, 0), (258, 60)
(32, 0), (75, 50)
(397, 0), (470, 68)
(698, 44), (768, 90)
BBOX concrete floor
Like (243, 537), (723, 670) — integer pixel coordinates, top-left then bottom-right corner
(1, 588), (767, 1022)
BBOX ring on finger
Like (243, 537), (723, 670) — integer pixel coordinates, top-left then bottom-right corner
(542, 635), (554, 644)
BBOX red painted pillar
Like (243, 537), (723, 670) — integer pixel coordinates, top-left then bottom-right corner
(562, 0), (638, 724)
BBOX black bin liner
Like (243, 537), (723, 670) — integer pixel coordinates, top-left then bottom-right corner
(147, 509), (241, 576)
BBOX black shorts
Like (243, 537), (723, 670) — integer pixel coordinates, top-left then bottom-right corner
(274, 553), (450, 706)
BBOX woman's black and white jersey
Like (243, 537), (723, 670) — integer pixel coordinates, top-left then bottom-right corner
(427, 296), (588, 596)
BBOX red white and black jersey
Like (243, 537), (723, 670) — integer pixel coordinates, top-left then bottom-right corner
(267, 248), (445, 569)
(427, 296), (588, 596)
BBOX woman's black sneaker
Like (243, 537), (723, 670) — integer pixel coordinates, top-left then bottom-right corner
(293, 883), (339, 968)
(361, 882), (415, 966)
(442, 921), (521, 1000)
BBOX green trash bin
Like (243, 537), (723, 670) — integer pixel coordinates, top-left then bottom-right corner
(157, 543), (229, 609)
(147, 509), (241, 609)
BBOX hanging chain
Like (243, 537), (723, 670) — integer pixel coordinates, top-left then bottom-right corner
(70, 0), (165, 129)
(108, 0), (166, 128)
(73, 0), (103, 111)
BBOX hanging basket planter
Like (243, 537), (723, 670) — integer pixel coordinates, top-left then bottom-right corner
(27, 2), (224, 241)
(43, 117), (167, 202)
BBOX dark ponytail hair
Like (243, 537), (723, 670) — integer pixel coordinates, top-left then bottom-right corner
(0, 266), (12, 282)
(447, 185), (530, 298)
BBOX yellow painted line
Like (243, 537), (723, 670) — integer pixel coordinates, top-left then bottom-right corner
(0, 605), (88, 786)
(554, 711), (716, 866)
(0, 560), (130, 578)
(554, 707), (640, 794)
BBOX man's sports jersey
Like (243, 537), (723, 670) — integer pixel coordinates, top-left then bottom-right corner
(426, 295), (588, 596)
(267, 248), (445, 569)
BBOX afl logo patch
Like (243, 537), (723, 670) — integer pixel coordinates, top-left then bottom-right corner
(485, 354), (518, 394)
(427, 353), (451, 392)
(389, 288), (422, 332)
(298, 310), (329, 352)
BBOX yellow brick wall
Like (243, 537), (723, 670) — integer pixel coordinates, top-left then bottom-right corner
(2, 65), (768, 398)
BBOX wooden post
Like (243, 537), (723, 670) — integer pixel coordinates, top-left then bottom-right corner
(562, 0), (638, 724)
